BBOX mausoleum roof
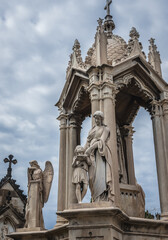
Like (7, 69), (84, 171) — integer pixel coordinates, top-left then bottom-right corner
(89, 34), (127, 66)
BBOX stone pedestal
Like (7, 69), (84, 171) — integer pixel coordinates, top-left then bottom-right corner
(10, 206), (168, 240)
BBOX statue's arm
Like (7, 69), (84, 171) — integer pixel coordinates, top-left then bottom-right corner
(85, 142), (98, 156)
(84, 126), (96, 151)
(83, 141), (90, 151)
(72, 157), (77, 168)
(100, 127), (110, 142)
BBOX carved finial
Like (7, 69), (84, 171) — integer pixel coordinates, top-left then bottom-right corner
(97, 18), (103, 28)
(129, 27), (140, 40)
(73, 39), (80, 51)
(149, 38), (155, 46)
(103, 0), (115, 38)
(3, 154), (17, 178)
(126, 27), (146, 59)
(85, 46), (94, 65)
(66, 39), (85, 77)
(148, 38), (162, 76)
(104, 0), (112, 16)
(95, 17), (107, 65)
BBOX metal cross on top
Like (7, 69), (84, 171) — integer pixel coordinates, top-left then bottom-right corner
(104, 0), (112, 16)
(4, 154), (17, 178)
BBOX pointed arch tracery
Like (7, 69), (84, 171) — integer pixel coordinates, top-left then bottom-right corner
(115, 74), (160, 126)
(72, 85), (91, 118)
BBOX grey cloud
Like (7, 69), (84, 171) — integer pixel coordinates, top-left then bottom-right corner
(0, 0), (167, 229)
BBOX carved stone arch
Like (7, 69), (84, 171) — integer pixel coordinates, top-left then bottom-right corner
(116, 74), (155, 102)
(3, 215), (16, 230)
(115, 75), (156, 127)
(72, 84), (91, 117)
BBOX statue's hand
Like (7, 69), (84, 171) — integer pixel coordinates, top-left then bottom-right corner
(85, 148), (92, 156)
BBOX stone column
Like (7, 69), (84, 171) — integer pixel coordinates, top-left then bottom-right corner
(56, 114), (67, 225)
(102, 80), (120, 207)
(65, 119), (70, 209)
(88, 68), (100, 126)
(68, 115), (81, 207)
(151, 101), (168, 219)
(161, 98), (168, 162)
(122, 125), (136, 185)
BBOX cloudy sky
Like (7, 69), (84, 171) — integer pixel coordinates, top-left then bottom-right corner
(0, 0), (168, 229)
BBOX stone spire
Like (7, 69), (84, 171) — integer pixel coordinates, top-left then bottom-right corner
(148, 38), (162, 77)
(66, 39), (85, 77)
(95, 18), (107, 66)
(127, 27), (146, 59)
(104, 0), (115, 38)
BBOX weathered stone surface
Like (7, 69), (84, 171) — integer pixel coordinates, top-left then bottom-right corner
(0, 155), (27, 239)
(9, 0), (168, 239)
(24, 161), (54, 229)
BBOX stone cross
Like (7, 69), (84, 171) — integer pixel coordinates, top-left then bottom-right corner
(104, 0), (112, 16)
(3, 154), (17, 178)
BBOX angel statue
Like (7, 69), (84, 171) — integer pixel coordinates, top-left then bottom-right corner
(24, 160), (54, 229)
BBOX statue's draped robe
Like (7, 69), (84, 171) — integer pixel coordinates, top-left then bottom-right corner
(85, 125), (114, 202)
(72, 158), (89, 185)
(25, 167), (44, 229)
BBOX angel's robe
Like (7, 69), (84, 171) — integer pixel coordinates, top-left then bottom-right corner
(25, 167), (44, 229)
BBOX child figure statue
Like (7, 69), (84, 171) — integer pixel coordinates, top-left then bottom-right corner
(72, 145), (90, 203)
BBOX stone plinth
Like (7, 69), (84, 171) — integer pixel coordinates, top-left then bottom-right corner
(9, 207), (168, 240)
(120, 184), (145, 218)
(58, 207), (168, 240)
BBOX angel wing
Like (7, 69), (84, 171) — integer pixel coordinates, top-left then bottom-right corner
(42, 161), (54, 203)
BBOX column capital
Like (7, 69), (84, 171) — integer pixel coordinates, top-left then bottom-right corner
(69, 113), (84, 128)
(150, 100), (162, 119)
(88, 81), (118, 103)
(57, 114), (67, 129)
(121, 125), (135, 139)
(87, 67), (99, 84)
(160, 99), (168, 117)
(160, 91), (168, 101)
(57, 113), (68, 121)
(102, 66), (113, 82)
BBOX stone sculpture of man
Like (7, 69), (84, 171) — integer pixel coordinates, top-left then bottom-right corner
(24, 160), (54, 229)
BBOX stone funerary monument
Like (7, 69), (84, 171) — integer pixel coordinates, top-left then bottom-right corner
(10, 0), (168, 240)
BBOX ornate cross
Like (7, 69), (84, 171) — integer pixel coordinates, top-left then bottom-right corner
(4, 154), (17, 178)
(104, 0), (112, 16)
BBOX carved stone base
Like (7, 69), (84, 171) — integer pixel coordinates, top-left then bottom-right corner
(9, 207), (168, 240)
(16, 227), (44, 232)
(161, 212), (168, 221)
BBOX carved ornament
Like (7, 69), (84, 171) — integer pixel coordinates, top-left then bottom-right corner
(150, 100), (162, 118)
(66, 39), (86, 77)
(126, 27), (146, 59)
(72, 85), (89, 113)
(115, 74), (154, 102)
